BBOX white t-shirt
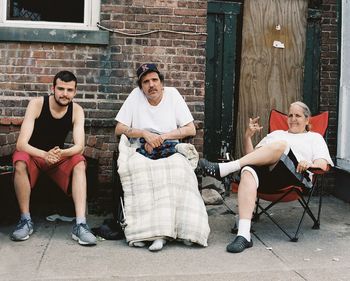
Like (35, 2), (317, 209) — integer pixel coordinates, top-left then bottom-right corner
(115, 87), (194, 134)
(256, 130), (334, 166)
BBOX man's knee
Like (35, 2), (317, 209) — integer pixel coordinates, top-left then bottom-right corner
(240, 169), (258, 188)
(73, 161), (86, 174)
(272, 140), (288, 155)
(14, 161), (28, 175)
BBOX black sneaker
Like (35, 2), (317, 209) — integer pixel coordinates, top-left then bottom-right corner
(226, 236), (253, 253)
(198, 159), (222, 180)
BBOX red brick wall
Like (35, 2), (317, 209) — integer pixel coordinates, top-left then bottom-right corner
(0, 0), (340, 195)
(320, 0), (338, 189)
(320, 0), (338, 154)
(0, 118), (22, 158)
(0, 1), (208, 185)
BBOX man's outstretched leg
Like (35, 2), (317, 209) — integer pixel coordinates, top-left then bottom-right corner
(71, 161), (96, 246)
(226, 170), (257, 253)
(198, 141), (288, 179)
(11, 160), (34, 241)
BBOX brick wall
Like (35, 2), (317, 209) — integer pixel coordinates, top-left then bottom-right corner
(320, 0), (339, 190)
(0, 0), (208, 188)
(320, 0), (338, 152)
(0, 117), (22, 158)
(0, 0), (340, 203)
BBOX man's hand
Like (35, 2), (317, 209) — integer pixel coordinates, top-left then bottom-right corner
(143, 131), (164, 148)
(297, 160), (314, 174)
(144, 143), (153, 154)
(45, 146), (61, 165)
(245, 117), (263, 138)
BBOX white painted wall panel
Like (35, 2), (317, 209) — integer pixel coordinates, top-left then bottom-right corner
(337, 1), (350, 171)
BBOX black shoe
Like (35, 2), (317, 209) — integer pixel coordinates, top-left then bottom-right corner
(91, 219), (125, 240)
(198, 159), (222, 181)
(226, 236), (253, 253)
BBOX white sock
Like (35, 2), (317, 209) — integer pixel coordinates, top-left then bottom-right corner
(237, 219), (251, 242)
(219, 160), (241, 177)
(149, 238), (166, 251)
(129, 241), (146, 247)
(21, 213), (31, 221)
(76, 217), (86, 225)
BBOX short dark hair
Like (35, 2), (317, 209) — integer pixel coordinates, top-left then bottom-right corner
(53, 71), (77, 88)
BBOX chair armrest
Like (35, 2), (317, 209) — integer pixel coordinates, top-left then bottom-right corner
(308, 165), (331, 175)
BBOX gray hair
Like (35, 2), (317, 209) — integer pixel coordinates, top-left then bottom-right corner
(290, 101), (311, 131)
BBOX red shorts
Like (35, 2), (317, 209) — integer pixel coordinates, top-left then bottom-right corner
(12, 151), (86, 194)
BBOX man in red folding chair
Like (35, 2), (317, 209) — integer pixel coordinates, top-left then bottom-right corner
(199, 101), (333, 253)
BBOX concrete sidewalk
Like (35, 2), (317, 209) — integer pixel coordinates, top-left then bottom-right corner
(1, 195), (350, 281)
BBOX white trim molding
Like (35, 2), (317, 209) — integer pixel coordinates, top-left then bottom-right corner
(337, 1), (350, 172)
(0, 0), (100, 30)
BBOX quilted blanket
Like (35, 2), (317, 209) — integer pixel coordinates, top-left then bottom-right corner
(117, 135), (210, 246)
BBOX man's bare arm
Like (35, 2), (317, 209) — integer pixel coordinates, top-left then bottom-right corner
(115, 122), (163, 148)
(243, 117), (263, 155)
(60, 103), (85, 157)
(115, 122), (147, 138)
(160, 121), (196, 141)
(312, 158), (329, 171)
(16, 98), (47, 158)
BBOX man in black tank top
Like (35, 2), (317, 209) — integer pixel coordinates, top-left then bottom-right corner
(11, 71), (96, 246)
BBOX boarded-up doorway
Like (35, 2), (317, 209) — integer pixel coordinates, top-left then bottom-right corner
(204, 1), (242, 161)
(235, 0), (308, 158)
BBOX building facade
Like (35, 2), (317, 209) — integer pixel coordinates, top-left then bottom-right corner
(0, 0), (342, 210)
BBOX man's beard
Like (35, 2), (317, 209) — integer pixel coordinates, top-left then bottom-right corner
(54, 94), (71, 107)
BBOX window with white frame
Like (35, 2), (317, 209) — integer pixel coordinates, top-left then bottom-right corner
(0, 0), (100, 30)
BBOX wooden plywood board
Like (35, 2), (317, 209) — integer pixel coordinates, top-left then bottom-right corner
(235, 0), (308, 158)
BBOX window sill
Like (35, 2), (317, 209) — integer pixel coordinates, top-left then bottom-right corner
(336, 158), (350, 174)
(0, 27), (109, 45)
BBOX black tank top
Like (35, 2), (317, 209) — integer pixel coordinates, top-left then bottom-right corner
(29, 95), (73, 151)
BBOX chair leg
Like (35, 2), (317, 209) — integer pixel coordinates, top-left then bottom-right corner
(255, 189), (294, 220)
(252, 198), (261, 222)
(112, 150), (126, 229)
(118, 197), (127, 229)
(298, 187), (320, 227)
(298, 196), (320, 230)
(291, 186), (323, 240)
(256, 190), (297, 240)
(314, 175), (324, 229)
(255, 187), (321, 242)
(292, 202), (309, 241)
(256, 203), (296, 241)
(223, 177), (232, 197)
(231, 215), (238, 234)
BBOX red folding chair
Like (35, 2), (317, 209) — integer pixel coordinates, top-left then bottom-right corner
(253, 109), (331, 241)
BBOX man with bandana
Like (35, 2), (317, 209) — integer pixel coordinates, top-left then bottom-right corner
(115, 63), (209, 251)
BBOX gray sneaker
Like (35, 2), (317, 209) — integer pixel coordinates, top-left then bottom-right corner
(11, 218), (34, 241)
(72, 223), (97, 246)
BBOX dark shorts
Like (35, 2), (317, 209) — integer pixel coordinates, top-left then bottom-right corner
(12, 151), (86, 194)
(241, 149), (312, 194)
